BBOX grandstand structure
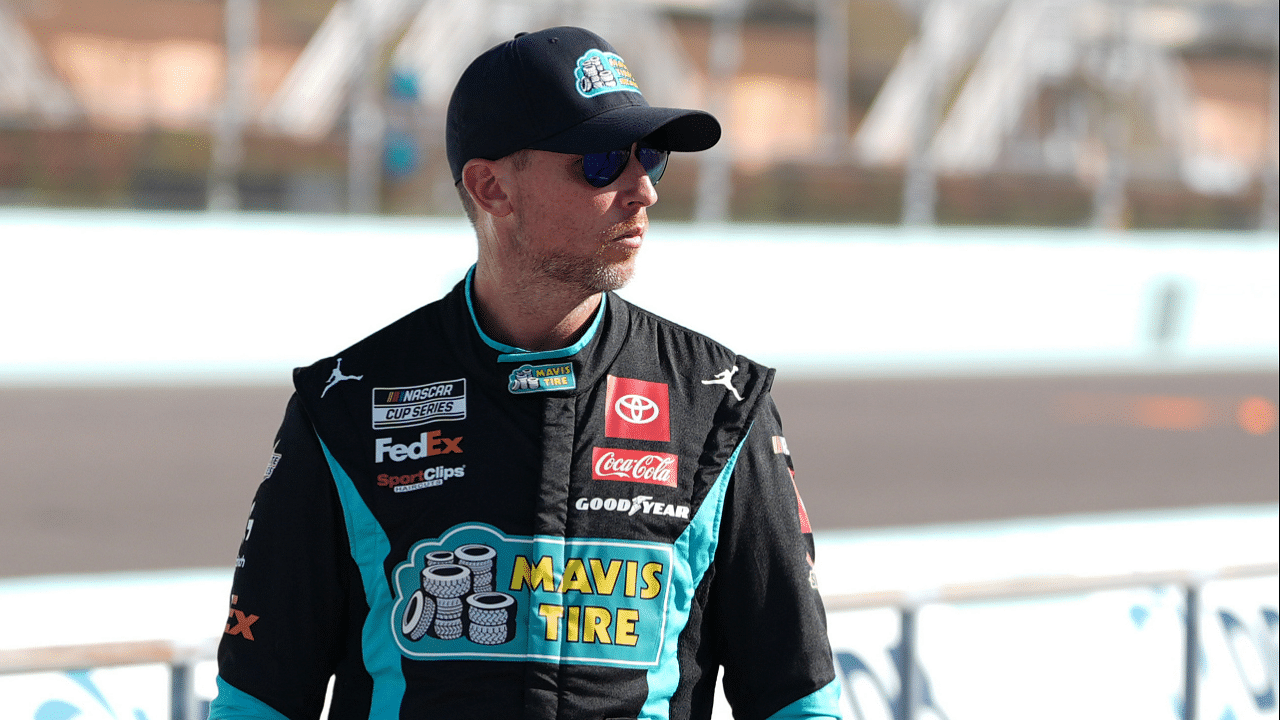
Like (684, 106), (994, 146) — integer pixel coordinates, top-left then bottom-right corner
(855, 0), (1279, 226)
(0, 0), (80, 125)
(0, 0), (1276, 226)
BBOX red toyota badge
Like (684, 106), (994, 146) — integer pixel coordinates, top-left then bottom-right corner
(605, 376), (670, 442)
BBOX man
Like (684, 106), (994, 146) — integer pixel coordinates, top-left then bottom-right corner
(211, 26), (840, 720)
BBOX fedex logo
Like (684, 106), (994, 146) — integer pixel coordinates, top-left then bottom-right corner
(605, 376), (670, 442)
(375, 431), (463, 463)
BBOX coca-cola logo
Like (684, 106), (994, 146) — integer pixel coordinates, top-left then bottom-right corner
(591, 447), (679, 487)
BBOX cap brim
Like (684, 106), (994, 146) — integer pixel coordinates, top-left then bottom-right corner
(527, 106), (721, 155)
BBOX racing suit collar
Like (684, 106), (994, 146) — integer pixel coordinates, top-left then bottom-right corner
(463, 264), (608, 363)
(450, 265), (629, 397)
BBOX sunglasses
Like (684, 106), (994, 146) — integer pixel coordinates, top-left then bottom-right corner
(581, 143), (670, 188)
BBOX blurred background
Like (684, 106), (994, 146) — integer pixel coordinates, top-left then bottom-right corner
(0, 0), (1277, 718)
(0, 0), (1276, 226)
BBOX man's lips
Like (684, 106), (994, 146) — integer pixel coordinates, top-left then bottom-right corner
(604, 221), (646, 249)
(613, 227), (644, 248)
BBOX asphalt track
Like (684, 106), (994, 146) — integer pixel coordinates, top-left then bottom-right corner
(1, 370), (1275, 578)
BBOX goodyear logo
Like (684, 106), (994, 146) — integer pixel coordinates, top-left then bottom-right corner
(574, 49), (641, 98)
(508, 363), (576, 394)
(372, 379), (466, 429)
(391, 523), (672, 667)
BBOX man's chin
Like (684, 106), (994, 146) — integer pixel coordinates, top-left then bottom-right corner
(588, 257), (636, 293)
(539, 254), (636, 294)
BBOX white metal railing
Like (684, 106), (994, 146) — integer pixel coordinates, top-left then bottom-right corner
(824, 561), (1279, 720)
(2, 562), (1275, 720)
(0, 638), (216, 720)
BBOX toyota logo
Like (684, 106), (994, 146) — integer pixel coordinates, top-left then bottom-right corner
(614, 394), (659, 424)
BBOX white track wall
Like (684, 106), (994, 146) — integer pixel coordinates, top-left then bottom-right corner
(1, 210), (1276, 384)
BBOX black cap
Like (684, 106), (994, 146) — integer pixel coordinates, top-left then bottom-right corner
(446, 26), (721, 183)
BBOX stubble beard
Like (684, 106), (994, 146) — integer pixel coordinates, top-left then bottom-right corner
(513, 215), (640, 296)
(538, 247), (636, 293)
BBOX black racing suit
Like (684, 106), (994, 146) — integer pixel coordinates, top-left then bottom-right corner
(210, 270), (840, 720)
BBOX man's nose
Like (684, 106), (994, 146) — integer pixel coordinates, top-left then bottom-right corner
(619, 147), (658, 207)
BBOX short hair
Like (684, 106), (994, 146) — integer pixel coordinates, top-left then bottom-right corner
(455, 150), (534, 230)
(457, 182), (479, 227)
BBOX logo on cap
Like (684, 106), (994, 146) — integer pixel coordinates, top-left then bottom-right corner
(575, 50), (640, 98)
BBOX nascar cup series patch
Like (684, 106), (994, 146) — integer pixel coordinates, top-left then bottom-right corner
(574, 49), (640, 98)
(391, 523), (673, 667)
(508, 363), (576, 394)
(372, 379), (467, 429)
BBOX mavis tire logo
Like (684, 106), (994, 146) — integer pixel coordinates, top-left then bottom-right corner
(378, 465), (466, 493)
(605, 375), (670, 442)
(399, 542), (513, 644)
(574, 49), (640, 98)
(373, 379), (466, 429)
(509, 362), (576, 394)
(575, 494), (690, 520)
(375, 430), (463, 463)
(391, 523), (673, 667)
(591, 448), (678, 487)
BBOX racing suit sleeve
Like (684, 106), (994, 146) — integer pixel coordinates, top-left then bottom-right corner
(209, 394), (351, 720)
(712, 394), (841, 720)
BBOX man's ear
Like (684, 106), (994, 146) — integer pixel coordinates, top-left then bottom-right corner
(462, 159), (514, 218)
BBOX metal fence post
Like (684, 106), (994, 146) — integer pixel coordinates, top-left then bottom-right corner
(171, 661), (193, 720)
(1183, 583), (1200, 720)
(898, 605), (919, 720)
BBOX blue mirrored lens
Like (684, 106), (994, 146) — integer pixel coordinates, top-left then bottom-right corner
(582, 149), (630, 187)
(636, 147), (669, 184)
(581, 145), (670, 188)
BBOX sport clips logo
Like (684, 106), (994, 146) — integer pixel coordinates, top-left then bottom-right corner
(375, 430), (465, 493)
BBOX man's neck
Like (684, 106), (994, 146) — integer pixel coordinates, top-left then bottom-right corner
(471, 264), (603, 352)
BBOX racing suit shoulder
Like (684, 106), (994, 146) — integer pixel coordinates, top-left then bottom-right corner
(617, 296), (776, 399)
(292, 295), (444, 397)
(620, 298), (754, 360)
(289, 295), (453, 465)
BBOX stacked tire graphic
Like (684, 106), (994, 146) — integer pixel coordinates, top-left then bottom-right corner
(401, 589), (435, 641)
(425, 550), (455, 567)
(421, 564), (470, 640)
(455, 544), (496, 593)
(401, 543), (515, 646)
(466, 592), (516, 645)
(578, 56), (618, 94)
